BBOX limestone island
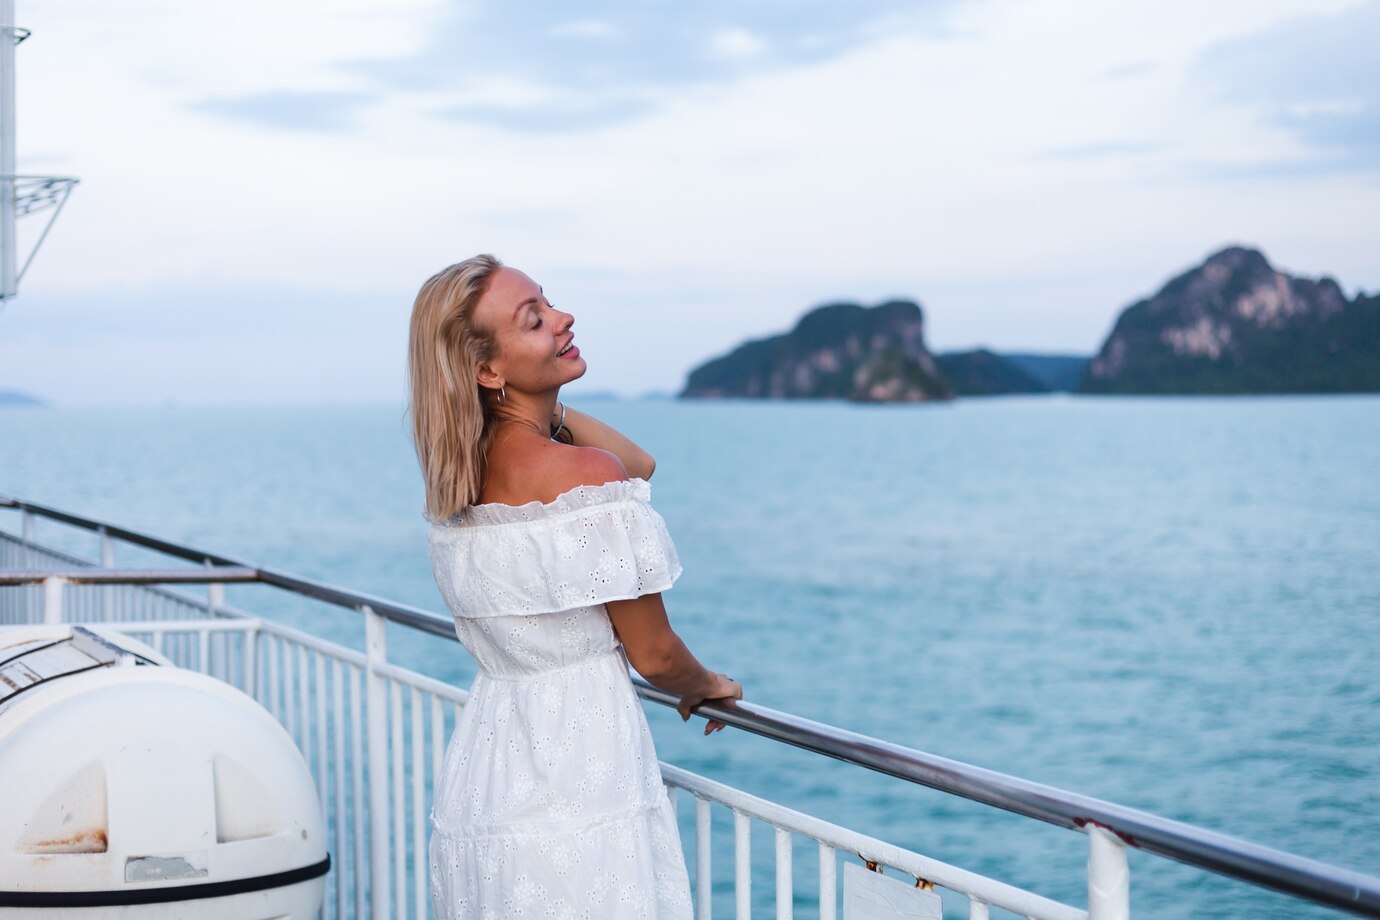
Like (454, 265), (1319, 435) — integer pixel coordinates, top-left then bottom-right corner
(1079, 246), (1380, 395)
(680, 300), (955, 402)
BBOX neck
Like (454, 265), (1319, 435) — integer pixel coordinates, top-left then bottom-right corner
(490, 389), (558, 436)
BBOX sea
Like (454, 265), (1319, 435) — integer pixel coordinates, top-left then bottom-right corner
(2, 394), (1377, 919)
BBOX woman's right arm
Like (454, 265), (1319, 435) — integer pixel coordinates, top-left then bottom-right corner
(605, 593), (742, 734)
(553, 404), (656, 480)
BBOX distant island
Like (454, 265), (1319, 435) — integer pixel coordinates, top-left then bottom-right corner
(1081, 246), (1380, 394)
(0, 390), (45, 407)
(680, 300), (953, 402)
(680, 245), (1380, 401)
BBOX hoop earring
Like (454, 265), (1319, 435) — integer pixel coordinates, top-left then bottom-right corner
(497, 385), (506, 405)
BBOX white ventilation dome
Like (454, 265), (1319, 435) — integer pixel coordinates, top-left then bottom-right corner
(0, 626), (327, 918)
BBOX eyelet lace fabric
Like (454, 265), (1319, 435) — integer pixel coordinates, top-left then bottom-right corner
(427, 478), (693, 919)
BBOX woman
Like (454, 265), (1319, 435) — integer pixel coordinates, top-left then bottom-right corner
(409, 254), (742, 919)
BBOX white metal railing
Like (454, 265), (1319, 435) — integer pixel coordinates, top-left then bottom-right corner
(5, 496), (1380, 919)
(0, 522), (1093, 920)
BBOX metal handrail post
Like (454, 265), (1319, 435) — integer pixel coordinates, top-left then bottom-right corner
(99, 526), (114, 621)
(20, 509), (34, 620)
(364, 605), (392, 919)
(41, 575), (62, 625)
(1088, 825), (1130, 920)
(244, 623), (259, 697)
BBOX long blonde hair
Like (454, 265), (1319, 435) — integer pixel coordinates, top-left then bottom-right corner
(408, 254), (504, 520)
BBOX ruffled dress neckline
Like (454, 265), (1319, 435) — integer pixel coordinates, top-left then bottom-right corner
(435, 477), (653, 528)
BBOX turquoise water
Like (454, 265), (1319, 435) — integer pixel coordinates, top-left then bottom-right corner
(2, 395), (1377, 918)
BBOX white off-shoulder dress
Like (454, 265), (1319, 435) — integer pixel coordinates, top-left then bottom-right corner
(426, 478), (694, 920)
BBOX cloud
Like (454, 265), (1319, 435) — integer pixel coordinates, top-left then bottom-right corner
(710, 28), (766, 59)
(1192, 0), (1380, 170)
(347, 1), (954, 131)
(549, 19), (618, 41)
(189, 90), (373, 133)
(1036, 141), (1159, 161)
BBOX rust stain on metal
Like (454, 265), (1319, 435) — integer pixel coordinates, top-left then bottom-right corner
(1074, 817), (1138, 848)
(28, 827), (108, 854)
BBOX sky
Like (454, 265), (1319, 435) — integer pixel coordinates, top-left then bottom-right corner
(1, 0), (1377, 405)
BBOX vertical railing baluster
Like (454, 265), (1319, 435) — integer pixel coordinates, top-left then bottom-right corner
(243, 625), (259, 696)
(1087, 825), (1130, 920)
(968, 897), (989, 919)
(818, 843), (836, 920)
(331, 657), (347, 919)
(695, 797), (712, 920)
(775, 828), (792, 920)
(283, 637), (299, 743)
(430, 695), (445, 785)
(23, 512), (37, 622)
(735, 810), (751, 920)
(42, 576), (63, 625)
(314, 651), (329, 839)
(21, 509), (34, 562)
(297, 643), (312, 770)
(350, 664), (367, 920)
(364, 606), (392, 920)
(391, 680), (405, 920)
(411, 686), (426, 917)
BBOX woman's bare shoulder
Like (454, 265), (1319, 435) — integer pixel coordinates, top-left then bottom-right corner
(541, 442), (629, 497)
(482, 433), (629, 507)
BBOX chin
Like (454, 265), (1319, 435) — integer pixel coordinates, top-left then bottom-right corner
(563, 357), (588, 383)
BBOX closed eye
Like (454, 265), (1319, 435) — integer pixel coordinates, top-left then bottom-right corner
(532, 302), (555, 330)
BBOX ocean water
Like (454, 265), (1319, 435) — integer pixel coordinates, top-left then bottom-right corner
(2, 395), (1377, 918)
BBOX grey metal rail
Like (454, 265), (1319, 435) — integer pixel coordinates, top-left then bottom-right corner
(0, 566), (259, 585)
(4, 492), (1379, 917)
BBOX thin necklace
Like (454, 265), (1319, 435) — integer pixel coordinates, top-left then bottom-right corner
(496, 417), (546, 438)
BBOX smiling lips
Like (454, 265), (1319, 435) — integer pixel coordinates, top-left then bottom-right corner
(557, 339), (578, 359)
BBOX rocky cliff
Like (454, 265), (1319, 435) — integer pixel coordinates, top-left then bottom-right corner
(1080, 247), (1379, 394)
(679, 300), (953, 402)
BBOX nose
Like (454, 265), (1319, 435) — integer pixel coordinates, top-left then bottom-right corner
(555, 306), (574, 330)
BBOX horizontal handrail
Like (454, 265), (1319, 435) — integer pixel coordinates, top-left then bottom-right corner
(4, 492), (1379, 917)
(0, 566), (259, 585)
(638, 683), (1380, 916)
(0, 494), (456, 640)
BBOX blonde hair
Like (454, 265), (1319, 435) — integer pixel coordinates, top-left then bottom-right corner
(408, 254), (504, 520)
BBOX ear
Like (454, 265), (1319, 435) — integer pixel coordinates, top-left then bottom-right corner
(475, 361), (504, 391)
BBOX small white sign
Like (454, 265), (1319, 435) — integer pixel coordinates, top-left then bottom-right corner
(844, 862), (944, 920)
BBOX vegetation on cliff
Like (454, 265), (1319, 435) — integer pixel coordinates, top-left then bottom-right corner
(680, 245), (1378, 402)
(1080, 247), (1379, 394)
(680, 301), (953, 402)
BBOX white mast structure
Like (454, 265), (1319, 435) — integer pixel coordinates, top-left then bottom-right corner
(0, 0), (77, 309)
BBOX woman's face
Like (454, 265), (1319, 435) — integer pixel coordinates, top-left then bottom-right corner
(472, 266), (587, 395)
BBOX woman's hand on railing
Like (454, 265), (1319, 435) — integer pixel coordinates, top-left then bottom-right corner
(606, 593), (739, 734)
(678, 673), (742, 735)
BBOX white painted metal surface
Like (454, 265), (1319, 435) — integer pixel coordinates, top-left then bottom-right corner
(843, 862), (943, 920)
(0, 624), (326, 918)
(1087, 825), (1130, 920)
(0, 2), (78, 306)
(0, 0), (15, 300)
